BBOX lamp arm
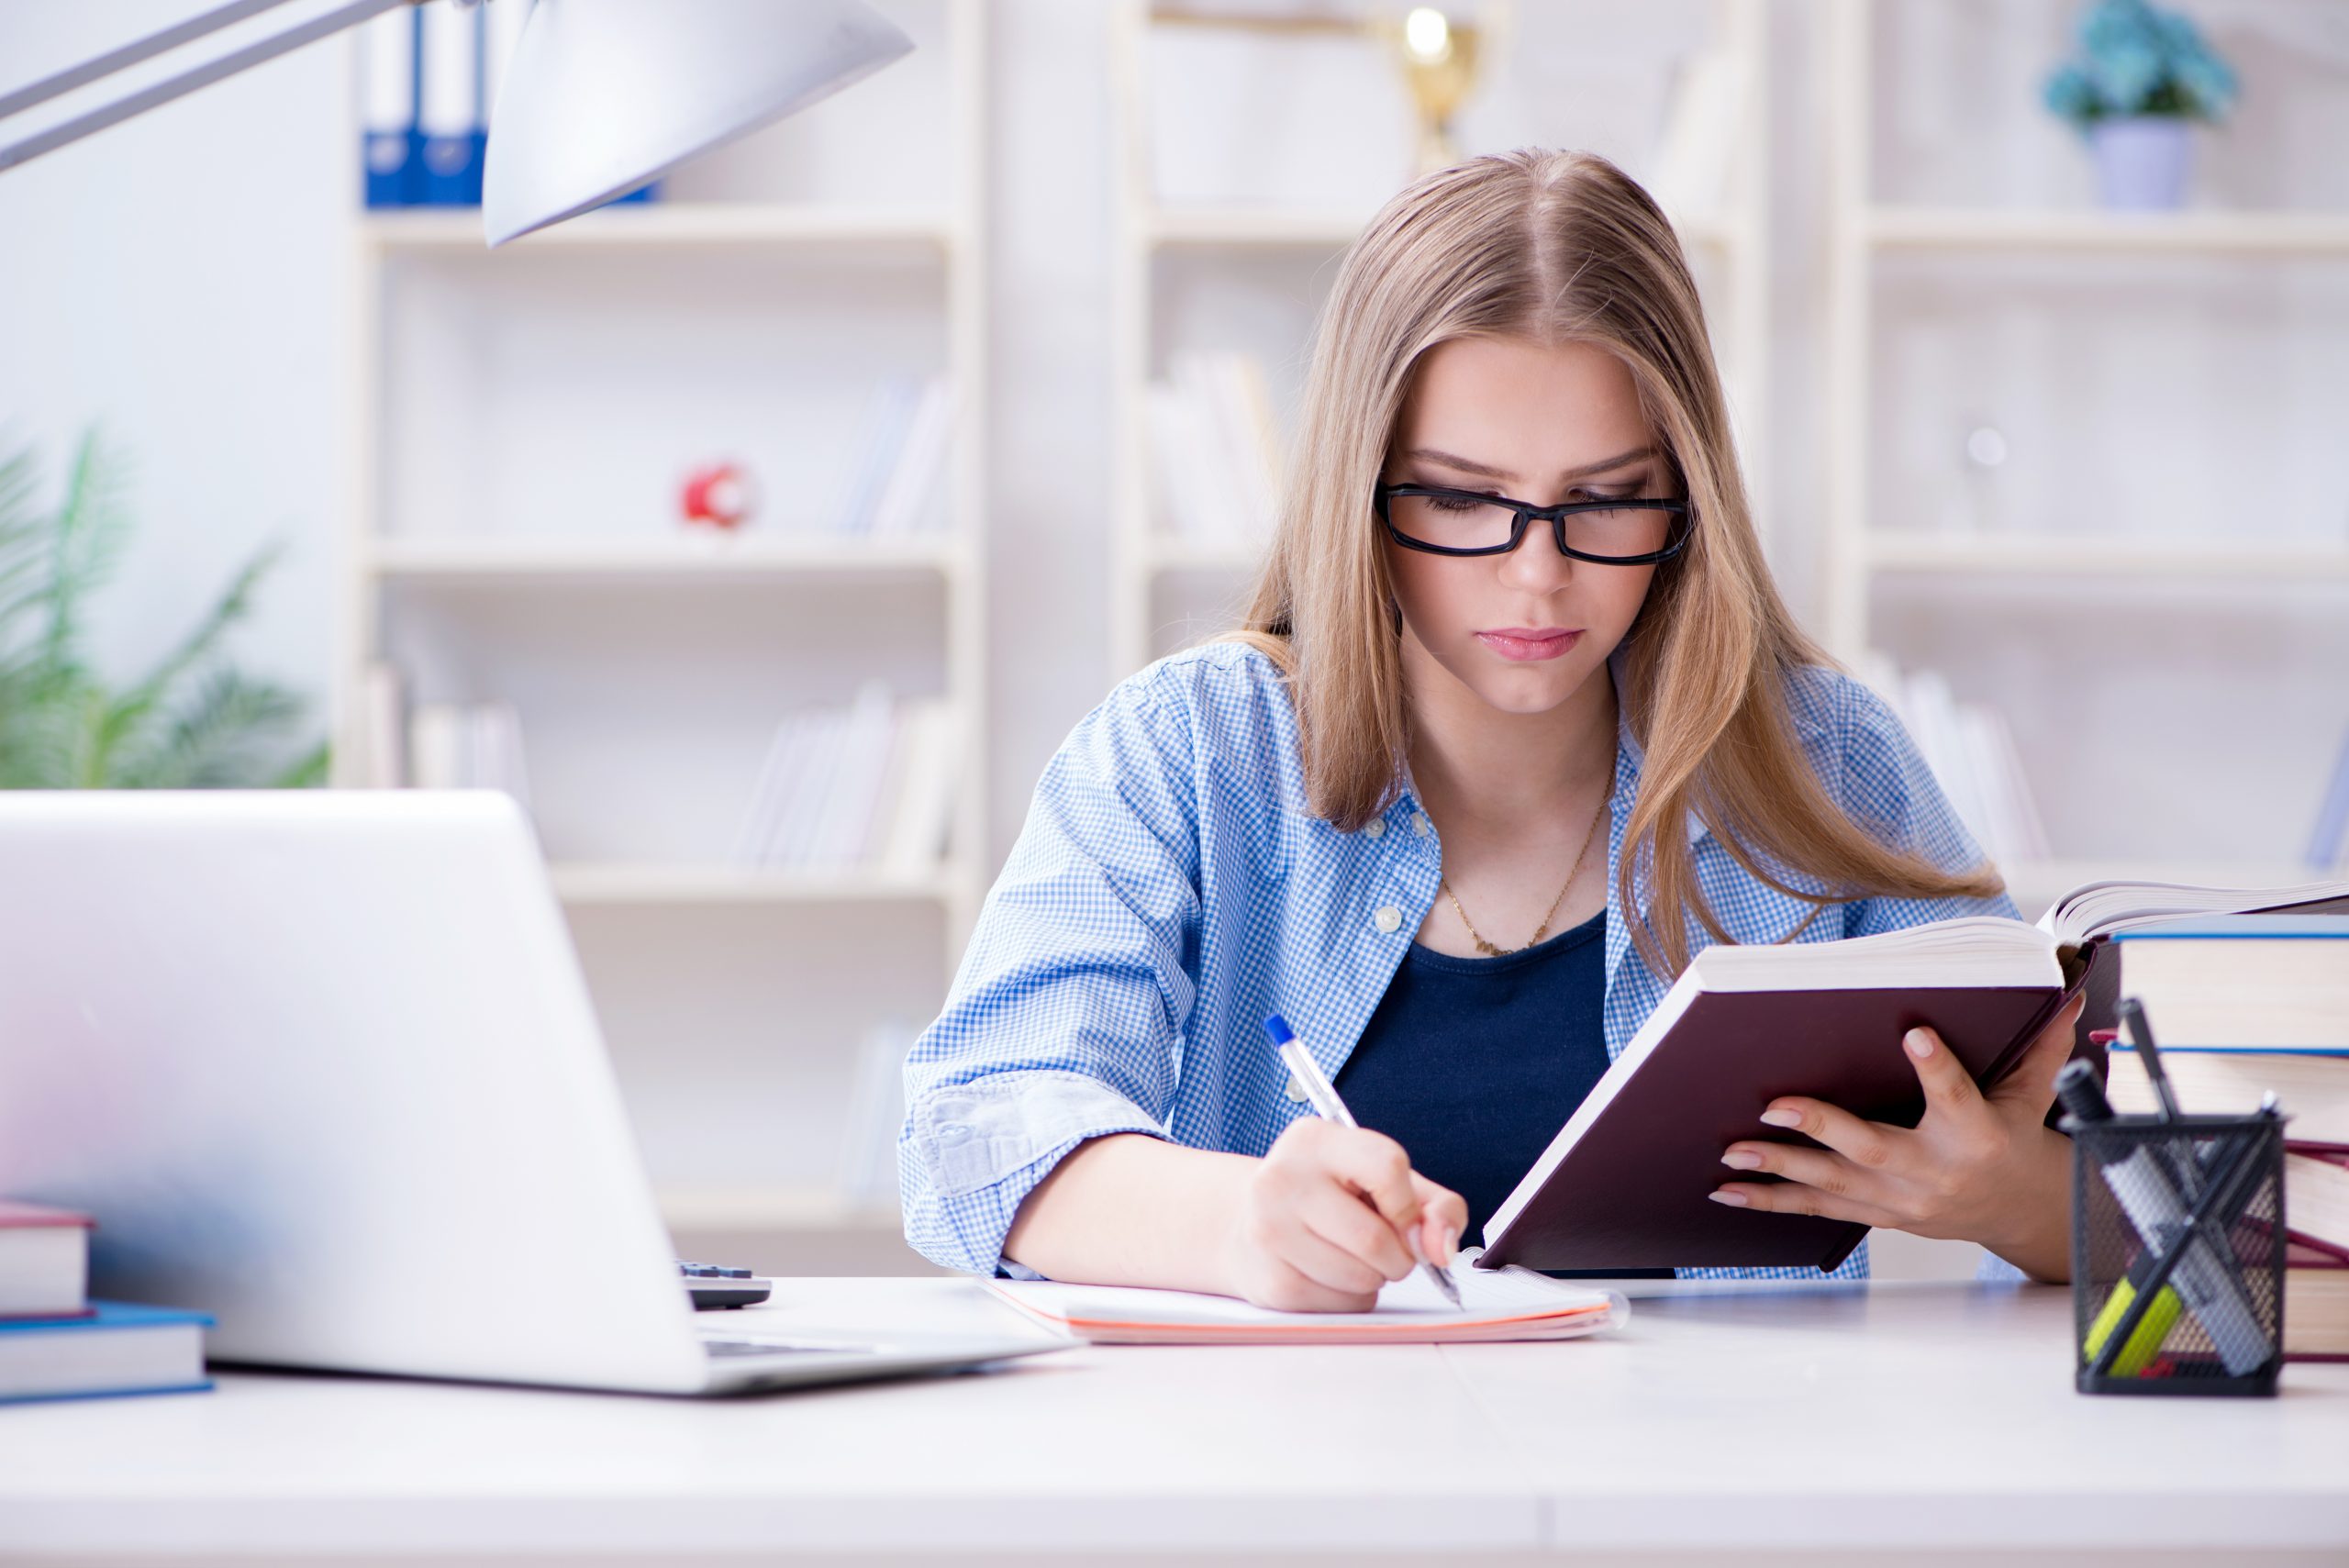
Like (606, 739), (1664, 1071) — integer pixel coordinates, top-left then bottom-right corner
(0, 0), (419, 175)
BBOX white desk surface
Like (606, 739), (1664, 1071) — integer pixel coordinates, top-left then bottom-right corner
(2, 1277), (2344, 1566)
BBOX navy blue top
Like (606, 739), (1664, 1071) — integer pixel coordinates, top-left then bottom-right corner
(1334, 906), (1615, 1245)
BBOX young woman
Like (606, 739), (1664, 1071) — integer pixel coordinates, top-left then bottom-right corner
(901, 149), (2085, 1309)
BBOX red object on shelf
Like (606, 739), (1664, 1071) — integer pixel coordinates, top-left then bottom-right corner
(680, 462), (756, 530)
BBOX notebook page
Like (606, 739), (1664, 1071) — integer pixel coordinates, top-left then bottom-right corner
(994, 1260), (1612, 1330)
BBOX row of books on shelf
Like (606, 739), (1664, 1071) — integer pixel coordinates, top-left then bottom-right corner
(361, 672), (532, 804)
(820, 373), (954, 539)
(1146, 350), (1283, 545)
(2099, 909), (2349, 1361)
(1, 1204), (210, 1405)
(360, 670), (959, 878)
(1865, 655), (2349, 882)
(732, 684), (958, 874)
(1857, 654), (2050, 869)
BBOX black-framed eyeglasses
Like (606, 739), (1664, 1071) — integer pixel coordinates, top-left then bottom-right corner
(1375, 483), (1692, 564)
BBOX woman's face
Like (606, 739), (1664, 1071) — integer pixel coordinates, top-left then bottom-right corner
(1381, 335), (1671, 718)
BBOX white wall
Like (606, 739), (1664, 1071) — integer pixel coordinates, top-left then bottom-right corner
(0, 1), (351, 715)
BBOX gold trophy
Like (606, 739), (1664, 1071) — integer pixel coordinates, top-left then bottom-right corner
(1385, 7), (1481, 175)
(1151, 6), (1488, 182)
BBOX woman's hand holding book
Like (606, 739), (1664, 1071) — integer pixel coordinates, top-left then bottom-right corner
(1709, 993), (2087, 1282)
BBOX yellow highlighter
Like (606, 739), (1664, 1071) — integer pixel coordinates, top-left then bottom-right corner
(2085, 1273), (2185, 1377)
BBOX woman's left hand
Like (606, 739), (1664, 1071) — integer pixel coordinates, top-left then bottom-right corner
(1709, 992), (2087, 1282)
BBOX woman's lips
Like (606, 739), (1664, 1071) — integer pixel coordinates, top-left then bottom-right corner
(1475, 628), (1581, 662)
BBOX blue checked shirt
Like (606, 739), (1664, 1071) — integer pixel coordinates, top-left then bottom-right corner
(901, 640), (2022, 1283)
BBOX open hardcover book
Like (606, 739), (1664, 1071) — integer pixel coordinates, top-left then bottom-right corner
(1478, 874), (2349, 1275)
(985, 1258), (1624, 1345)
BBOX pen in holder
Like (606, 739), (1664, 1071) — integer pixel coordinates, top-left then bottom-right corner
(2065, 1108), (2288, 1396)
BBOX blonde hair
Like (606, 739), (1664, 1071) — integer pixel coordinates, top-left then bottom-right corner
(1220, 149), (2002, 983)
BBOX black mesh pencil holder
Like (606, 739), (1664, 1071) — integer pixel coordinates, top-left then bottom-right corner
(2065, 1112), (2287, 1397)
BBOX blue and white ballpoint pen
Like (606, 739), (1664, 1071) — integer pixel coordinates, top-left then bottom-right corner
(1264, 1014), (1464, 1307)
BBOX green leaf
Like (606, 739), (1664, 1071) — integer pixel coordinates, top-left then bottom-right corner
(0, 426), (322, 794)
(273, 740), (332, 790)
(39, 428), (129, 683)
(116, 668), (307, 789)
(113, 540), (284, 742)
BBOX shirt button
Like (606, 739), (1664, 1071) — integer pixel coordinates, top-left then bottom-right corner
(1284, 1076), (1309, 1102)
(1412, 814), (1431, 837)
(1373, 905), (1402, 933)
(1363, 818), (1386, 839)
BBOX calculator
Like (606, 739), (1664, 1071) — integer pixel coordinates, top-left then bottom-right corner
(677, 1261), (774, 1310)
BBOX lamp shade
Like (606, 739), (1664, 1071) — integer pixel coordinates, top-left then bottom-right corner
(482, 0), (916, 247)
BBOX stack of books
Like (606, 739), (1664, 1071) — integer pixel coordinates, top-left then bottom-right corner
(1146, 350), (1283, 545)
(828, 373), (955, 538)
(2105, 913), (2349, 1361)
(729, 684), (958, 873)
(1, 1202), (212, 1406)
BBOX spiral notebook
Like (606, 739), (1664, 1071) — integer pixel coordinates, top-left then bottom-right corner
(985, 1259), (1625, 1345)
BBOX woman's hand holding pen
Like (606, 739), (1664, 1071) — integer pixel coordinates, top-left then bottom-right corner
(1709, 991), (2087, 1283)
(1219, 1118), (1468, 1313)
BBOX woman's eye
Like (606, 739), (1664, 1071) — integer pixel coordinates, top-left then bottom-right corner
(1424, 493), (1492, 513)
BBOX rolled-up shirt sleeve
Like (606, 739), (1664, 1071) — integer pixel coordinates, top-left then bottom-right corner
(899, 669), (1203, 1277)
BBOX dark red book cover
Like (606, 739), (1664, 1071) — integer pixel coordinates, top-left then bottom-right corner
(1479, 983), (2069, 1272)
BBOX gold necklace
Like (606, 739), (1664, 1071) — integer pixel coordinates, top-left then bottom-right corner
(1438, 771), (1612, 957)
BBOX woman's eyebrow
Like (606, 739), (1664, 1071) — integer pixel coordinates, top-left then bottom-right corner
(1405, 444), (1657, 483)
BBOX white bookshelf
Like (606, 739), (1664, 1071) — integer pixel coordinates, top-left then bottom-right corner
(360, 202), (960, 252)
(364, 533), (969, 582)
(1821, 0), (2349, 894)
(1107, 0), (1774, 677)
(332, 0), (985, 1270)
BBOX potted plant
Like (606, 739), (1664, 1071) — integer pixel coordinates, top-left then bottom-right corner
(2043, 0), (2238, 211)
(0, 428), (327, 789)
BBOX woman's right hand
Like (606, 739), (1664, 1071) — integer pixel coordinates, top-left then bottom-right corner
(1216, 1118), (1467, 1312)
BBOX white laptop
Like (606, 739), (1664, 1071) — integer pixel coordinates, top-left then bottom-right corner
(0, 791), (1065, 1396)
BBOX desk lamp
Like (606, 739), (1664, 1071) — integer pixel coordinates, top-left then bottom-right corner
(0, 0), (915, 247)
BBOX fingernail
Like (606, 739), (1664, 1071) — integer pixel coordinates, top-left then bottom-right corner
(1905, 1028), (1934, 1059)
(1709, 1190), (1749, 1207)
(1442, 1227), (1462, 1266)
(1758, 1107), (1802, 1129)
(1720, 1150), (1764, 1170)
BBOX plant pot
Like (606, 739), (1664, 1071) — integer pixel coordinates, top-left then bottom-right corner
(2089, 116), (2194, 211)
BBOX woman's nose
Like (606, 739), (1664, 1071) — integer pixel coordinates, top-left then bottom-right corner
(1497, 517), (1576, 591)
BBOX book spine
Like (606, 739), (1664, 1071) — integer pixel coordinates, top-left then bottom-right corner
(359, 7), (420, 208)
(882, 700), (957, 875)
(868, 376), (951, 539)
(408, 704), (464, 790)
(418, 0), (484, 207)
(362, 662), (406, 787)
(808, 682), (896, 867)
(832, 380), (920, 535)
